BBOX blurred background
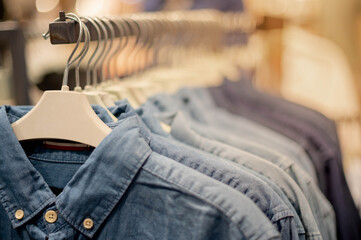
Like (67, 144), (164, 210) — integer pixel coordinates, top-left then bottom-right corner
(0, 0), (360, 210)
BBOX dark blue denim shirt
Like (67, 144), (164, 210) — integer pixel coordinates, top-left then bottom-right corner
(215, 79), (361, 235)
(109, 101), (301, 240)
(0, 106), (281, 240)
(208, 80), (361, 240)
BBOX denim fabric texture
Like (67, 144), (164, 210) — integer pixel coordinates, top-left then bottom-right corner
(221, 79), (339, 146)
(149, 89), (318, 183)
(139, 106), (310, 240)
(209, 79), (361, 240)
(167, 113), (335, 240)
(146, 90), (337, 239)
(170, 112), (336, 240)
(0, 106), (281, 240)
(146, 97), (328, 240)
(184, 87), (318, 181)
(109, 101), (300, 240)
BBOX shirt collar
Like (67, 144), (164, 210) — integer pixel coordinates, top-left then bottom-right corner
(137, 102), (170, 137)
(109, 100), (170, 137)
(160, 111), (204, 149)
(110, 100), (137, 120)
(163, 108), (295, 171)
(147, 88), (218, 125)
(0, 107), (56, 228)
(0, 106), (152, 238)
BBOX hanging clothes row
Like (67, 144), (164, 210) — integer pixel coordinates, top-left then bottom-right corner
(0, 10), (359, 240)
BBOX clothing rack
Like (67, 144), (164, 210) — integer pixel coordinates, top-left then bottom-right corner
(47, 10), (256, 45)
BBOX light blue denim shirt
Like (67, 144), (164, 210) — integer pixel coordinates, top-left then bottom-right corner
(0, 106), (280, 240)
(163, 111), (335, 240)
(109, 101), (301, 240)
(142, 101), (325, 239)
(146, 92), (336, 239)
(166, 111), (336, 240)
(148, 89), (318, 183)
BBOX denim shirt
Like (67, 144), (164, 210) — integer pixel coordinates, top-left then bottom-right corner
(163, 111), (335, 240)
(109, 101), (300, 240)
(148, 89), (317, 182)
(143, 101), (326, 239)
(0, 106), (280, 240)
(217, 79), (340, 149)
(209, 81), (361, 240)
(137, 103), (312, 239)
(168, 111), (337, 240)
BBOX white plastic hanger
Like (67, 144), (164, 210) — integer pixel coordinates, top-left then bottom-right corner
(11, 13), (111, 147)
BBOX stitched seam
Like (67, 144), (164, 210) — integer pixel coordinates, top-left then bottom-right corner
(55, 116), (149, 236)
(271, 209), (295, 222)
(271, 210), (307, 235)
(0, 182), (55, 227)
(142, 167), (277, 238)
(14, 197), (54, 227)
(0, 189), (14, 224)
(192, 141), (318, 236)
(56, 146), (152, 237)
(28, 156), (86, 164)
(56, 158), (138, 237)
(142, 167), (241, 225)
(7, 113), (21, 120)
(224, 163), (320, 237)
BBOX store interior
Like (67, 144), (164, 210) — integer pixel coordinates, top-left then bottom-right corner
(0, 0), (360, 239)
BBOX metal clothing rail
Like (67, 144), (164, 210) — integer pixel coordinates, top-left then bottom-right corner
(48, 10), (256, 45)
(49, 12), (128, 44)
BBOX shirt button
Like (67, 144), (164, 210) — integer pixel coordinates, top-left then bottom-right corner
(15, 210), (24, 220)
(45, 210), (58, 223)
(83, 218), (94, 229)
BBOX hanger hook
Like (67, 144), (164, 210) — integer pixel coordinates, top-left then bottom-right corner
(63, 13), (86, 87)
(73, 16), (91, 90)
(91, 17), (108, 86)
(115, 18), (133, 78)
(104, 17), (125, 81)
(98, 18), (115, 82)
(109, 17), (128, 80)
(133, 17), (151, 74)
(82, 16), (101, 87)
(123, 18), (141, 77)
(60, 14), (91, 90)
(42, 12), (86, 88)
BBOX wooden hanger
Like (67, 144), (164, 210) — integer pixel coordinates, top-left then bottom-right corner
(12, 13), (111, 147)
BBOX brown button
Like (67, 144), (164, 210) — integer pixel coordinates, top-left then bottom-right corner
(83, 218), (94, 229)
(15, 210), (24, 220)
(45, 210), (58, 223)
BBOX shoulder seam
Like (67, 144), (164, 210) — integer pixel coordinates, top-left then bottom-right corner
(142, 166), (277, 239)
